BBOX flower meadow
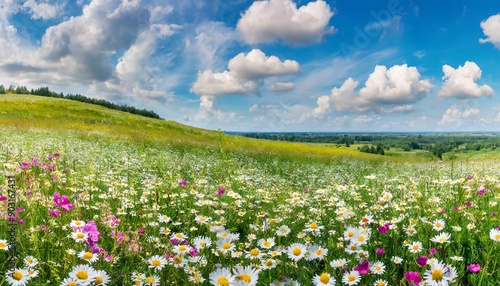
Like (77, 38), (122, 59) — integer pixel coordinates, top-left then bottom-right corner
(0, 128), (499, 286)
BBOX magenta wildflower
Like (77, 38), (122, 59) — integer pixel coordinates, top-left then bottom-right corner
(428, 248), (437, 256)
(468, 263), (480, 273)
(15, 207), (23, 213)
(170, 238), (179, 245)
(376, 248), (384, 255)
(20, 161), (31, 169)
(378, 223), (391, 234)
(189, 247), (199, 257)
(84, 221), (100, 244)
(354, 260), (370, 275)
(53, 192), (74, 211)
(179, 180), (187, 186)
(110, 231), (125, 244)
(49, 209), (61, 217)
(32, 158), (39, 166)
(453, 205), (459, 211)
(138, 228), (145, 234)
(217, 187), (225, 196)
(0, 195), (6, 201)
(465, 201), (472, 207)
(416, 256), (428, 267)
(405, 271), (422, 285)
(439, 208), (445, 213)
(493, 211), (497, 216)
(477, 188), (485, 195)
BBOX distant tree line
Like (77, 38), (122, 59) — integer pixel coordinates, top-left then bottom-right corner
(242, 132), (499, 159)
(0, 84), (162, 120)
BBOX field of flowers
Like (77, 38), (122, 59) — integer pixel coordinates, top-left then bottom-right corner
(0, 127), (499, 286)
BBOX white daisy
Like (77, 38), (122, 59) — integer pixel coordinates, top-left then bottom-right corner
(490, 228), (500, 242)
(245, 248), (264, 260)
(0, 239), (9, 251)
(257, 238), (275, 249)
(430, 232), (451, 244)
(193, 236), (212, 249)
(69, 264), (96, 286)
(94, 270), (111, 286)
(209, 267), (235, 286)
(276, 225), (291, 236)
(144, 274), (161, 286)
(261, 258), (278, 270)
(173, 244), (191, 255)
(70, 220), (86, 229)
(342, 270), (361, 285)
(423, 260), (457, 285)
(71, 231), (88, 243)
(432, 219), (445, 231)
(373, 279), (388, 286)
(312, 272), (335, 286)
(5, 268), (30, 286)
(286, 243), (307, 261)
(392, 256), (403, 264)
(370, 261), (386, 275)
(59, 277), (79, 286)
(408, 241), (423, 253)
(23, 256), (39, 268)
(216, 239), (235, 254)
(148, 255), (168, 271)
(233, 265), (260, 286)
(78, 251), (99, 264)
(307, 244), (328, 260)
(158, 214), (171, 223)
(330, 258), (348, 268)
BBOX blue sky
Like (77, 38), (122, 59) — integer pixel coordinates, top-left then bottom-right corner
(1, 0), (500, 132)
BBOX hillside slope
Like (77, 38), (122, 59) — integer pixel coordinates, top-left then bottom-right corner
(0, 94), (367, 160)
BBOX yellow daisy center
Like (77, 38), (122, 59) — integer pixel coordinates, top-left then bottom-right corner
(357, 236), (365, 242)
(173, 256), (183, 265)
(95, 276), (103, 285)
(75, 221), (82, 226)
(316, 249), (323, 255)
(237, 274), (252, 283)
(222, 243), (231, 250)
(68, 282), (77, 286)
(27, 258), (33, 263)
(347, 231), (354, 237)
(12, 271), (23, 280)
(76, 270), (88, 280)
(375, 265), (381, 270)
(0, 242), (6, 249)
(250, 249), (260, 256)
(413, 244), (420, 250)
(348, 275), (356, 282)
(319, 273), (330, 283)
(310, 222), (318, 229)
(494, 234), (500, 240)
(265, 260), (273, 266)
(179, 245), (187, 251)
(377, 282), (386, 286)
(151, 259), (161, 267)
(145, 277), (155, 283)
(199, 241), (206, 246)
(83, 252), (93, 260)
(431, 269), (443, 280)
(200, 216), (206, 221)
(292, 247), (302, 256)
(263, 241), (271, 247)
(217, 277), (229, 286)
(175, 233), (183, 238)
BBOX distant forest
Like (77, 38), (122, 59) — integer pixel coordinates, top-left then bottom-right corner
(0, 84), (161, 119)
(242, 132), (500, 159)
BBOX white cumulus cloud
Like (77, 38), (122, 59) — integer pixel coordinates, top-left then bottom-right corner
(479, 14), (500, 49)
(270, 82), (295, 92)
(237, 0), (334, 45)
(312, 64), (432, 117)
(23, 0), (63, 20)
(191, 49), (300, 97)
(228, 49), (300, 80)
(438, 61), (494, 99)
(438, 104), (480, 126)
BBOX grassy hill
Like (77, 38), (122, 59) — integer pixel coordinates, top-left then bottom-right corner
(0, 94), (371, 161)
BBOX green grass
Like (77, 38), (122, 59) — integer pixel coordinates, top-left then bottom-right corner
(0, 94), (499, 286)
